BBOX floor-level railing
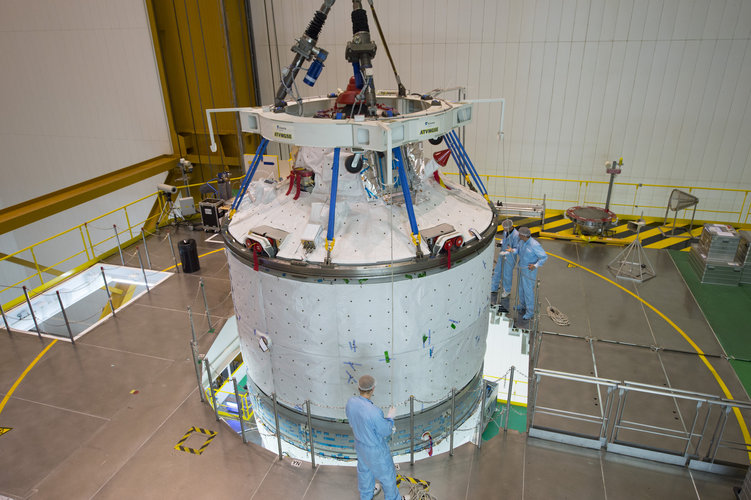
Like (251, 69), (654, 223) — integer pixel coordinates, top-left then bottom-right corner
(528, 368), (751, 474)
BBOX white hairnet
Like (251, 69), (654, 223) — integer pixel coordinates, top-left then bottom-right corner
(358, 374), (376, 391)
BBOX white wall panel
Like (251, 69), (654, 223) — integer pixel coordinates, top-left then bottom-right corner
(251, 0), (751, 218)
(0, 0), (171, 209)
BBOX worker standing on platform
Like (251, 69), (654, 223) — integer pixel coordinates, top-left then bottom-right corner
(490, 219), (519, 302)
(515, 227), (547, 320)
(346, 375), (400, 500)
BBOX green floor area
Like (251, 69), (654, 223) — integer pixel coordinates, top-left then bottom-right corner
(482, 401), (527, 440)
(670, 250), (751, 396)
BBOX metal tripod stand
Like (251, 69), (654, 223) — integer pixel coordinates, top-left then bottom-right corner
(608, 219), (656, 282)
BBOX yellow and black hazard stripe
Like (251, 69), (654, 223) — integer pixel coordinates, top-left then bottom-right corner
(502, 213), (712, 251)
(174, 426), (217, 455)
(396, 474), (430, 491)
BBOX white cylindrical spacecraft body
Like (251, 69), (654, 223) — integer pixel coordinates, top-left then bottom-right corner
(224, 102), (497, 459)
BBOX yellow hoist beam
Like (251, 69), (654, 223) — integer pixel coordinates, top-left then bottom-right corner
(0, 155), (179, 236)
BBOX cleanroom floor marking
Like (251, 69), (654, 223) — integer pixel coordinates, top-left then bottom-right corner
(0, 339), (57, 416)
(546, 250), (751, 462)
(508, 213), (733, 251)
(540, 217), (573, 230)
(0, 240), (224, 421)
(1, 228), (748, 499)
(161, 247), (225, 272)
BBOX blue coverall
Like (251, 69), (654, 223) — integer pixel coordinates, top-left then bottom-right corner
(516, 237), (547, 319)
(346, 396), (399, 500)
(490, 228), (519, 295)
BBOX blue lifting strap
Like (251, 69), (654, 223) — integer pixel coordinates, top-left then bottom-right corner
(443, 133), (471, 184)
(447, 130), (488, 198)
(230, 138), (270, 215)
(393, 147), (421, 248)
(326, 147), (341, 245)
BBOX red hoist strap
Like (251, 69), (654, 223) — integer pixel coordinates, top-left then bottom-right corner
(422, 432), (433, 457)
(293, 173), (302, 200)
(445, 240), (453, 269)
(433, 170), (451, 190)
(286, 173), (295, 196)
(252, 244), (260, 271)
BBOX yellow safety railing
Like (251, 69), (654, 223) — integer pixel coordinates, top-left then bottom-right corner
(4, 167), (748, 310)
(206, 386), (253, 421)
(0, 191), (161, 309)
(0, 174), (247, 311)
(205, 364), (253, 421)
(485, 373), (529, 407)
(449, 173), (751, 225)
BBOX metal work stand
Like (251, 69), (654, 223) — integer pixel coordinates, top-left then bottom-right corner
(659, 189), (699, 238)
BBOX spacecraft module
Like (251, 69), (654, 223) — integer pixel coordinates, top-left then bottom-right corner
(214, 0), (499, 459)
(221, 95), (497, 458)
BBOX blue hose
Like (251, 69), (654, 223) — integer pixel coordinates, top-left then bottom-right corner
(204, 178), (219, 196)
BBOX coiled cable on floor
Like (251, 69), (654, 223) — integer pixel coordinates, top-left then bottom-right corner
(545, 297), (570, 326)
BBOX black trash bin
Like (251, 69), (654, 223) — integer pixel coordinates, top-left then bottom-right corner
(178, 238), (200, 273)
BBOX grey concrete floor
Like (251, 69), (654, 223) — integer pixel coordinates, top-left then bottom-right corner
(0, 229), (746, 499)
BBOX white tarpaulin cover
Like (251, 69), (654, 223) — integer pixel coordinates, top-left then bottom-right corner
(228, 243), (492, 418)
(227, 145), (495, 419)
(228, 147), (493, 265)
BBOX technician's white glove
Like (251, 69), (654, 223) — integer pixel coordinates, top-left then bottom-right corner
(387, 406), (396, 419)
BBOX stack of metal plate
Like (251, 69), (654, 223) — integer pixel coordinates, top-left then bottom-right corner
(739, 231), (751, 285)
(740, 464), (751, 500)
(688, 224), (742, 285)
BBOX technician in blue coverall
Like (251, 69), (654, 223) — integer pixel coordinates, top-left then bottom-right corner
(346, 375), (400, 500)
(490, 219), (519, 300)
(515, 226), (547, 320)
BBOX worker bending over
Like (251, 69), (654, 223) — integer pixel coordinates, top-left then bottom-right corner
(490, 218), (519, 302)
(515, 226), (547, 320)
(346, 375), (401, 500)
